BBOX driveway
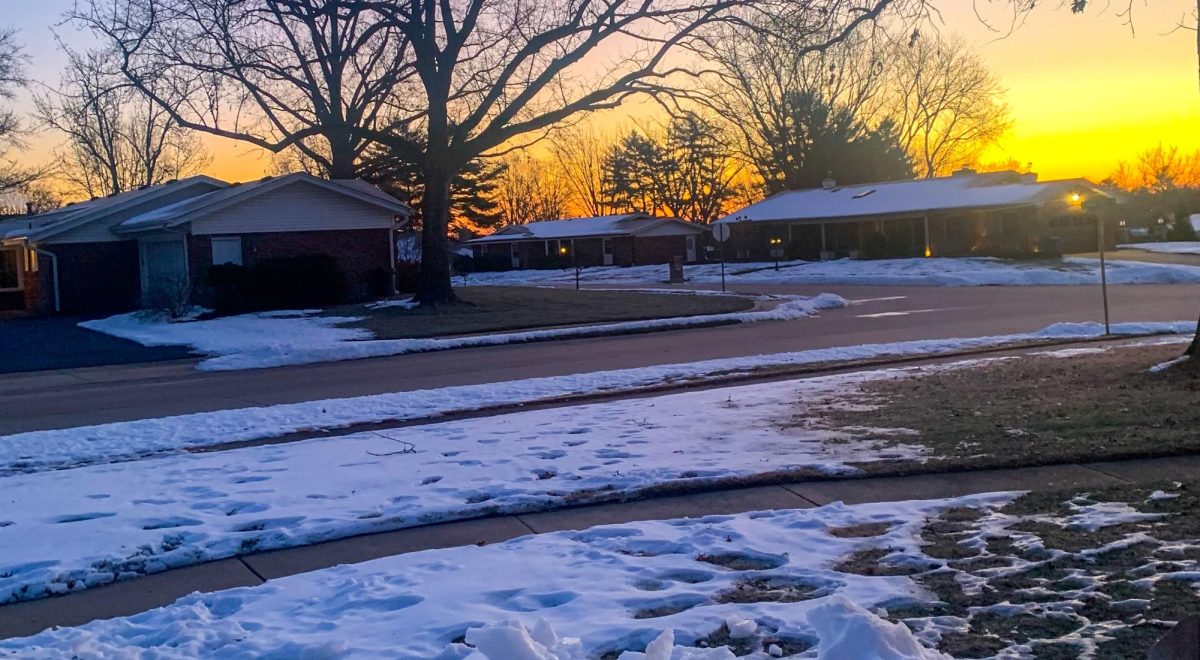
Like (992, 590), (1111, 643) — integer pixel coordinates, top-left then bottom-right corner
(0, 316), (195, 374)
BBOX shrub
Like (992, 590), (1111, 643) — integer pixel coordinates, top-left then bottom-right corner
(527, 254), (573, 270)
(457, 253), (510, 273)
(394, 263), (420, 293)
(367, 267), (394, 297)
(144, 275), (192, 319)
(201, 254), (347, 314)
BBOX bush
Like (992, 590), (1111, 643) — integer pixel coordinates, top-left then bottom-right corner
(395, 263), (419, 293)
(972, 234), (1038, 260)
(1169, 217), (1198, 242)
(527, 254), (573, 270)
(144, 275), (192, 319)
(202, 254), (348, 314)
(367, 267), (394, 298)
(457, 253), (510, 273)
(862, 232), (889, 260)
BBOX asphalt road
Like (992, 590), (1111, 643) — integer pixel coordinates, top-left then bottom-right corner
(1, 282), (1196, 435)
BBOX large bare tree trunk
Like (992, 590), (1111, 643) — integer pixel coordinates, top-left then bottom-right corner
(415, 166), (459, 305)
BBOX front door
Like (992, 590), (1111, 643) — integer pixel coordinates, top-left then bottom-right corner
(686, 235), (697, 262)
(602, 238), (614, 266)
(140, 239), (188, 308)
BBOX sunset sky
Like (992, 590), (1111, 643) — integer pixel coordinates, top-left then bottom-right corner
(7, 1), (1200, 187)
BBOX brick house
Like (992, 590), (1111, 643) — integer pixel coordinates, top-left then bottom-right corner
(465, 214), (710, 269)
(715, 170), (1116, 261)
(0, 173), (409, 314)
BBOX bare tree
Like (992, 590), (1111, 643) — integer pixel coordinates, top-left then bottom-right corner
(36, 45), (209, 198)
(0, 29), (35, 194)
(70, 0), (411, 179)
(696, 22), (896, 194)
(1109, 143), (1200, 193)
(889, 34), (1012, 178)
(603, 113), (745, 223)
(550, 124), (619, 217)
(366, 0), (911, 304)
(493, 153), (571, 226)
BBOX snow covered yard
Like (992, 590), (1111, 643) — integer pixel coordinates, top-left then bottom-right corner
(8, 481), (1199, 659)
(1118, 241), (1200, 256)
(0, 371), (927, 604)
(1, 494), (1015, 658)
(3, 321), (1190, 475)
(463, 256), (1200, 287)
(80, 293), (847, 371)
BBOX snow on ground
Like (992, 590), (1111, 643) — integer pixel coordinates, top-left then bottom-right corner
(82, 294), (848, 372)
(0, 371), (928, 604)
(0, 494), (1012, 658)
(3, 321), (1192, 476)
(1118, 241), (1200, 255)
(79, 309), (371, 356)
(463, 256), (1200, 287)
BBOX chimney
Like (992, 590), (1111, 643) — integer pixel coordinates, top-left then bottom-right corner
(25, 201), (34, 215)
(821, 172), (837, 190)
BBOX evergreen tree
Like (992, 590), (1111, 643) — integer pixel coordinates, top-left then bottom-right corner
(762, 91), (914, 194)
(358, 137), (502, 232)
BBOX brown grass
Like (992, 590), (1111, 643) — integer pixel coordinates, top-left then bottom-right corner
(811, 342), (1200, 472)
(328, 286), (755, 339)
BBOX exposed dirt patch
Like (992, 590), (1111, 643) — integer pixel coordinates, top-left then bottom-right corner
(714, 575), (824, 604)
(888, 480), (1200, 659)
(827, 522), (895, 538)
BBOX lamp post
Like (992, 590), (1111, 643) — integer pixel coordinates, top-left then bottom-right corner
(1078, 191), (1110, 336)
(560, 244), (580, 290)
(769, 237), (783, 271)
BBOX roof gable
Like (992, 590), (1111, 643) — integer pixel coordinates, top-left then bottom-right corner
(115, 173), (410, 233)
(3, 176), (228, 242)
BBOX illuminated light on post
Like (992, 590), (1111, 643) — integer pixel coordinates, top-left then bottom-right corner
(768, 237), (783, 270)
(924, 245), (932, 258)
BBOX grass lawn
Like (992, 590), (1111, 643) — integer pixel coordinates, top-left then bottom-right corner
(329, 286), (755, 339)
(873, 480), (1200, 658)
(807, 341), (1200, 474)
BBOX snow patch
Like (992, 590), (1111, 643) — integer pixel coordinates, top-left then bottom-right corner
(4, 321), (1193, 475)
(81, 294), (849, 372)
(807, 595), (951, 659)
(464, 256), (1200, 287)
(1117, 242), (1200, 255)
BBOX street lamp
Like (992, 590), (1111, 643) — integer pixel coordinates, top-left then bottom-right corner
(560, 244), (581, 290)
(1078, 192), (1111, 336)
(768, 237), (783, 271)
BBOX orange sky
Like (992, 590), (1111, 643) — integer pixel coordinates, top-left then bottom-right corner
(11, 1), (1200, 186)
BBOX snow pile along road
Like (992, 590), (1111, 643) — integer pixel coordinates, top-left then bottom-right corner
(464, 256), (1200, 287)
(1117, 242), (1200, 255)
(2, 320), (1193, 475)
(0, 494), (1013, 658)
(0, 371), (924, 604)
(82, 293), (849, 371)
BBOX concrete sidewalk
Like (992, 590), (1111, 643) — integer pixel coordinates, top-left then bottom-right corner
(3, 454), (1198, 641)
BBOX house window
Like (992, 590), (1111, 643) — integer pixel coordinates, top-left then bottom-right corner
(211, 236), (243, 266)
(0, 249), (21, 291)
